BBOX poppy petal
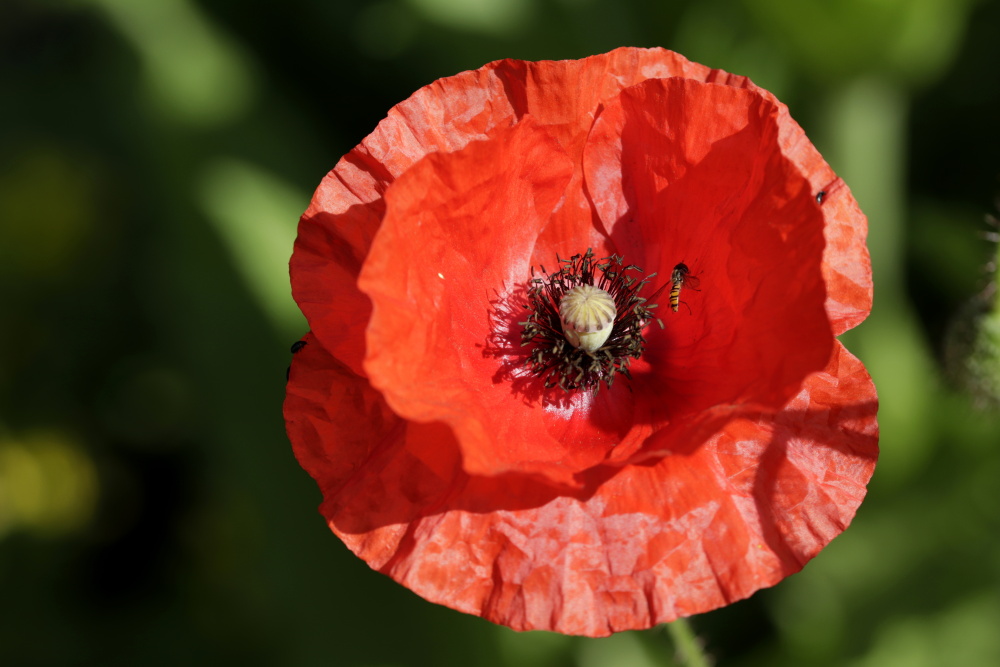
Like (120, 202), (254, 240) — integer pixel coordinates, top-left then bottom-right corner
(287, 333), (876, 635)
(695, 70), (874, 333)
(584, 77), (834, 418)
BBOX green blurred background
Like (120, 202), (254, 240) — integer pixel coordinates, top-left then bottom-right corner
(2, 0), (999, 664)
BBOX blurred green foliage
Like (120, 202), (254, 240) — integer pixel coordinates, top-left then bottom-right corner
(2, 0), (999, 665)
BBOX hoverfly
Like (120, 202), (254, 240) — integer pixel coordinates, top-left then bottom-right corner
(669, 262), (700, 313)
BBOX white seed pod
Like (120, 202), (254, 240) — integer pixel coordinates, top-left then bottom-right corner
(559, 284), (617, 352)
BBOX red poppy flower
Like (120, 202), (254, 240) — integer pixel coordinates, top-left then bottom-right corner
(284, 47), (878, 636)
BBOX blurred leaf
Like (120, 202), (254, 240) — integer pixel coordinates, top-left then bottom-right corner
(0, 430), (98, 539)
(197, 158), (308, 338)
(851, 594), (1000, 667)
(743, 0), (977, 86)
(674, 0), (793, 100)
(354, 1), (420, 60)
(87, 0), (254, 126)
(405, 0), (534, 35)
(496, 627), (573, 667)
(0, 147), (96, 280)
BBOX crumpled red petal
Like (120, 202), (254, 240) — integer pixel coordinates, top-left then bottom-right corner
(697, 69), (873, 335)
(286, 331), (876, 635)
(584, 76), (833, 419)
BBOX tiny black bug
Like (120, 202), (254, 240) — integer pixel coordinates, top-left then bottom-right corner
(287, 339), (307, 380)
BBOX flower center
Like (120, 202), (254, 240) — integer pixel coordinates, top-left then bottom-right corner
(519, 249), (662, 391)
(560, 284), (617, 352)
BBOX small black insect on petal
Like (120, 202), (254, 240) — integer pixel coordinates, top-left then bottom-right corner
(287, 339), (308, 380)
(816, 191), (827, 204)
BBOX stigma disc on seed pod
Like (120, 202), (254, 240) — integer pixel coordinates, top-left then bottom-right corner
(559, 284), (617, 352)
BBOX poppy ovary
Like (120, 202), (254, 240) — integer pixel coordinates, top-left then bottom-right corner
(560, 284), (617, 352)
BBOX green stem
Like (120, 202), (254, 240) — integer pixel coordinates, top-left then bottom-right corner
(666, 618), (711, 667)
